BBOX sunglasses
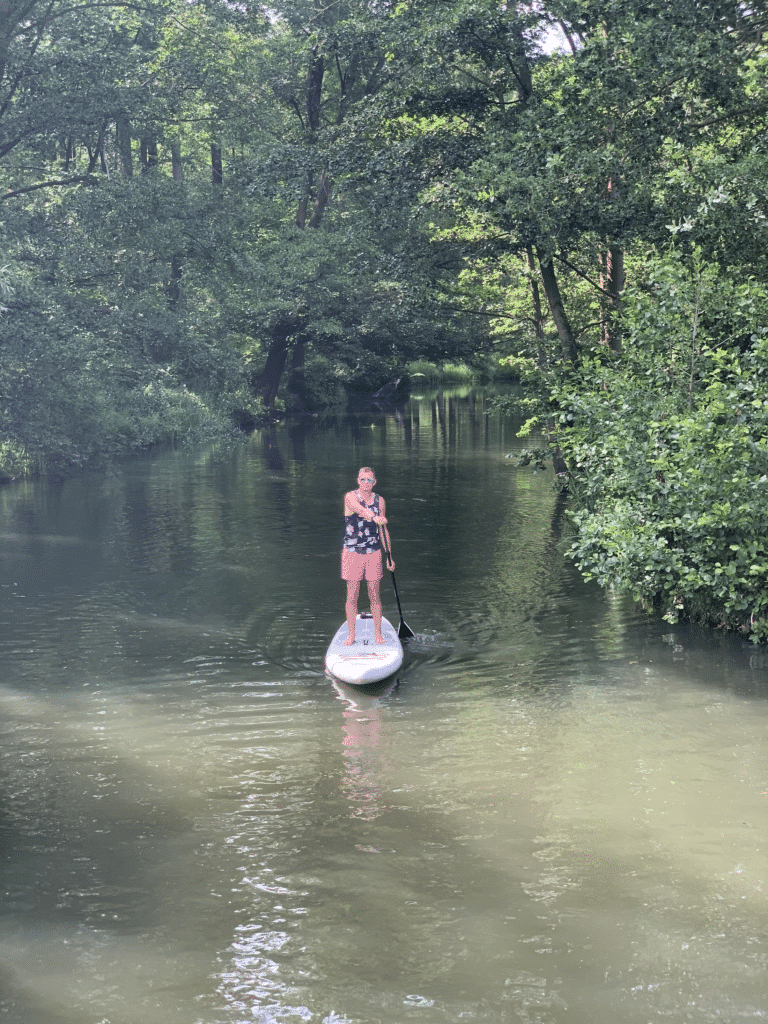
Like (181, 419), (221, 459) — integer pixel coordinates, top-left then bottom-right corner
(358, 477), (375, 483)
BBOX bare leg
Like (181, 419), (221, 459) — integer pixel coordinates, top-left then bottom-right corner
(368, 580), (385, 642)
(344, 581), (360, 644)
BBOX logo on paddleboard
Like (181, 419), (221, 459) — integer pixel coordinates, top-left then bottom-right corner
(337, 653), (387, 661)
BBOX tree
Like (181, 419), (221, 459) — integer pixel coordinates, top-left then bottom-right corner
(0, 0), (171, 192)
(347, 0), (768, 362)
(0, 0), (277, 471)
(240, 0), (393, 405)
(550, 249), (768, 640)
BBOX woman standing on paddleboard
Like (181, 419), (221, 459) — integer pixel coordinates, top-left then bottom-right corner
(341, 467), (395, 645)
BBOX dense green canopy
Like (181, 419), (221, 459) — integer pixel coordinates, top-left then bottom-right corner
(3, 0), (768, 634)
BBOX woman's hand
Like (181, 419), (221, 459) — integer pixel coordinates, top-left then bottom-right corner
(373, 514), (387, 525)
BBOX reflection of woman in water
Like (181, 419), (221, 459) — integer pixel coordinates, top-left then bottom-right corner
(334, 683), (394, 822)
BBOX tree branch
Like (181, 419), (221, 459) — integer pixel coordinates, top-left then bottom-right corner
(553, 252), (615, 299)
(436, 302), (523, 321)
(685, 102), (768, 131)
(0, 0), (56, 122)
(24, 0), (153, 25)
(1, 174), (97, 200)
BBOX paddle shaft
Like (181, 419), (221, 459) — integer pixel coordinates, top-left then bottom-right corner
(379, 526), (415, 640)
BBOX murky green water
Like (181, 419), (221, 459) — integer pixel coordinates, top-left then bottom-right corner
(1, 392), (767, 1024)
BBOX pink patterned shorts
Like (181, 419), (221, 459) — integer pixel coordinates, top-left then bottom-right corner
(341, 549), (383, 582)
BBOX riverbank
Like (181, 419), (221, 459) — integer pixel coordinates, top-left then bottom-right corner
(0, 359), (518, 485)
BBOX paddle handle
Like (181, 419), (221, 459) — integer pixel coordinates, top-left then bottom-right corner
(378, 524), (393, 569)
(379, 527), (394, 569)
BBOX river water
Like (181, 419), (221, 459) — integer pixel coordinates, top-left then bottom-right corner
(1, 391), (766, 1024)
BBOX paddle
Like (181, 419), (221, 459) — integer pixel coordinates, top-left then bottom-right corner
(379, 526), (415, 640)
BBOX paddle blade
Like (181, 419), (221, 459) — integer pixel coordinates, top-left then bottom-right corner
(398, 619), (416, 641)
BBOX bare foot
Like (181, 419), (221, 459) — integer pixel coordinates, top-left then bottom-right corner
(375, 633), (385, 644)
(343, 636), (355, 646)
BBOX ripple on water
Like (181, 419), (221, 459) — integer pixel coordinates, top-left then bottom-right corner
(260, 609), (330, 676)
(2, 410), (768, 1024)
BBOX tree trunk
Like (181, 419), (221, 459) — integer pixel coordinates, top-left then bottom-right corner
(525, 245), (547, 367)
(287, 339), (307, 403)
(258, 322), (295, 407)
(87, 122), (107, 173)
(364, 52), (386, 96)
(294, 54), (325, 228)
(116, 113), (132, 178)
(296, 170), (313, 229)
(171, 139), (183, 182)
(140, 137), (158, 173)
(337, 51), (359, 123)
(167, 254), (183, 308)
(598, 247), (609, 346)
(306, 53), (324, 131)
(536, 250), (578, 364)
(308, 166), (332, 228)
(60, 136), (74, 170)
(605, 243), (624, 353)
(211, 142), (223, 185)
(601, 177), (625, 353)
(511, 26), (533, 101)
(599, 242), (624, 352)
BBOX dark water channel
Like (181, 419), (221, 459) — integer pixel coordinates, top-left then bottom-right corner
(1, 390), (767, 1024)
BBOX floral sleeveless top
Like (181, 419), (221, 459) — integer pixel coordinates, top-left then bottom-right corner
(344, 493), (382, 553)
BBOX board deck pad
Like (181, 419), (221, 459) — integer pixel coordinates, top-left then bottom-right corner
(325, 613), (403, 685)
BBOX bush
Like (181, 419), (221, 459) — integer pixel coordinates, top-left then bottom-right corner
(563, 370), (768, 639)
(291, 355), (347, 408)
(547, 254), (768, 641)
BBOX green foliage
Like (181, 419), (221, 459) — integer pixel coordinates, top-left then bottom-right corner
(300, 356), (348, 408)
(0, 170), (269, 472)
(546, 253), (768, 640)
(405, 359), (474, 384)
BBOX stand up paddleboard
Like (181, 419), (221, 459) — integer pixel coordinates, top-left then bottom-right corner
(325, 612), (403, 685)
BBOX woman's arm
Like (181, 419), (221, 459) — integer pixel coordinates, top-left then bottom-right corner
(375, 495), (388, 528)
(345, 490), (387, 525)
(344, 491), (372, 519)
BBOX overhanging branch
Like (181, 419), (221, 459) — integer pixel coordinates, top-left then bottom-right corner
(552, 252), (615, 299)
(1, 174), (97, 200)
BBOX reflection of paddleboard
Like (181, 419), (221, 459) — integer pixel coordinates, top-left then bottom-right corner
(325, 613), (403, 685)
